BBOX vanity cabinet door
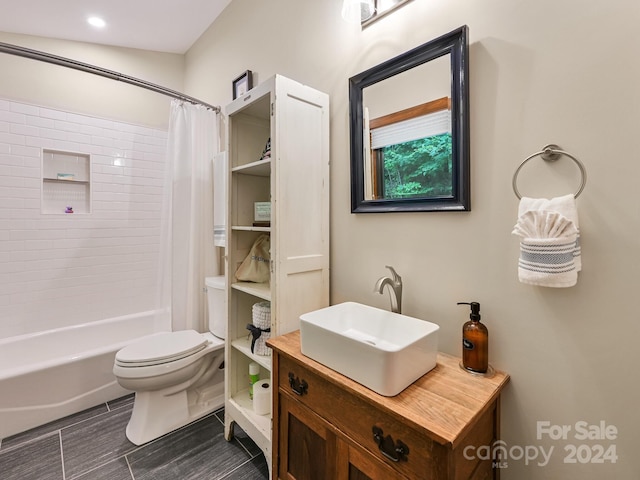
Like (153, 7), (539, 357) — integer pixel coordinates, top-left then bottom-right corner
(277, 393), (339, 480)
(277, 391), (409, 480)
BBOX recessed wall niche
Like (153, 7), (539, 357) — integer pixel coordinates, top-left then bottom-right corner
(41, 149), (91, 214)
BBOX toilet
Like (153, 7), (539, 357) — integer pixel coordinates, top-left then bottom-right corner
(113, 276), (226, 445)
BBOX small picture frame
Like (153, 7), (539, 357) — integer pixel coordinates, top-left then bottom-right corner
(232, 70), (253, 99)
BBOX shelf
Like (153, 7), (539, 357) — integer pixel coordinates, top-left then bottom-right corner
(231, 337), (272, 371)
(231, 281), (271, 301)
(231, 225), (271, 233)
(228, 389), (271, 439)
(43, 178), (89, 184)
(231, 158), (271, 177)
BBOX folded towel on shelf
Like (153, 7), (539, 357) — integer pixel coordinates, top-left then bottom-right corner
(512, 210), (579, 287)
(517, 194), (581, 271)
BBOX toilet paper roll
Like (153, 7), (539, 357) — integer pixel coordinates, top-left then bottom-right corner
(252, 379), (271, 416)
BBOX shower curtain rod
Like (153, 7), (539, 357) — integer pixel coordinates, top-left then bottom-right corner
(0, 41), (221, 113)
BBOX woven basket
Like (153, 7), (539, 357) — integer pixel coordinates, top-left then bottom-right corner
(251, 301), (271, 356)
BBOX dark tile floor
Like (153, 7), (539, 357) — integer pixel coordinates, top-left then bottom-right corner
(0, 395), (269, 480)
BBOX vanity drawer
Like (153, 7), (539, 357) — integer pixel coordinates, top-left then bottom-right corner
(279, 355), (448, 479)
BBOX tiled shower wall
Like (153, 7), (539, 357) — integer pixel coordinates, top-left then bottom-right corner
(0, 98), (168, 339)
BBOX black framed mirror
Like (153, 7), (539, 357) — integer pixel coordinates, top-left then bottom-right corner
(349, 25), (470, 213)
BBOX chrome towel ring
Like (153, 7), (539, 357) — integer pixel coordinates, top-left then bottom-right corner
(512, 144), (587, 199)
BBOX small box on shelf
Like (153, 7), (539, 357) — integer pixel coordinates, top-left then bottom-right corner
(254, 202), (271, 222)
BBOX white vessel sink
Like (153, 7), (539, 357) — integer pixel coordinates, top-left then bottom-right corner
(299, 302), (439, 396)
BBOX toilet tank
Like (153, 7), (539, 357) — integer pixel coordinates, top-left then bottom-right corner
(205, 276), (226, 339)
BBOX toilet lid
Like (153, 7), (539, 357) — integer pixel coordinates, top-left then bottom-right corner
(115, 330), (208, 366)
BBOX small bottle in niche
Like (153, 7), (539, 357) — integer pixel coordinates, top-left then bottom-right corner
(457, 302), (488, 373)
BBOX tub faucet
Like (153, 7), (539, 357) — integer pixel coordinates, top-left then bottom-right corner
(374, 265), (402, 314)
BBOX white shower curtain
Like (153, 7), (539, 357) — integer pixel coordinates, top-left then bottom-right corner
(157, 100), (220, 332)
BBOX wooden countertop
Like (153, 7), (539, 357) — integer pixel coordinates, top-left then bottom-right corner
(267, 330), (510, 448)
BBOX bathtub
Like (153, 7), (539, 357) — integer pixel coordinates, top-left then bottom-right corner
(0, 311), (163, 439)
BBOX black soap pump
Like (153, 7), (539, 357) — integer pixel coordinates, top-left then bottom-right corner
(457, 302), (488, 373)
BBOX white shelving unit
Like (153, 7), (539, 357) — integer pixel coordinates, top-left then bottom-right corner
(223, 75), (330, 472)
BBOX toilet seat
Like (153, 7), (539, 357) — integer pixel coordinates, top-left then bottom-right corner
(115, 330), (208, 367)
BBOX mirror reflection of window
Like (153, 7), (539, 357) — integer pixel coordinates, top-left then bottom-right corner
(368, 98), (452, 199)
(361, 54), (451, 201)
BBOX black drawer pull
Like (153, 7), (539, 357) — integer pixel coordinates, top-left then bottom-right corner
(372, 426), (410, 462)
(288, 372), (308, 396)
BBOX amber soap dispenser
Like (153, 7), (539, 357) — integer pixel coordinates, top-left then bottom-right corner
(457, 302), (488, 373)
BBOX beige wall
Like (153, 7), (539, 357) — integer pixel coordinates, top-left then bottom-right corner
(186, 0), (638, 478)
(0, 32), (183, 128)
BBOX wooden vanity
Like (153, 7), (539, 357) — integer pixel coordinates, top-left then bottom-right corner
(268, 331), (510, 480)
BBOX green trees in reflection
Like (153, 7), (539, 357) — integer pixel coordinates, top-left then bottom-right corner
(381, 133), (452, 198)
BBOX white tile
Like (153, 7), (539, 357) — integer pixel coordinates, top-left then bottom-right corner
(0, 131), (26, 145)
(54, 119), (83, 132)
(78, 124), (106, 137)
(10, 123), (40, 137)
(39, 107), (68, 121)
(10, 166), (40, 178)
(72, 113), (115, 130)
(0, 100), (168, 337)
(93, 164), (124, 175)
(10, 102), (39, 116)
(24, 177), (41, 188)
(39, 127), (68, 141)
(0, 240), (24, 252)
(67, 132), (92, 144)
(0, 153), (25, 166)
(26, 115), (55, 129)
(90, 135), (115, 148)
(82, 143), (105, 155)
(0, 110), (26, 124)
(10, 145), (40, 157)
(24, 135), (46, 149)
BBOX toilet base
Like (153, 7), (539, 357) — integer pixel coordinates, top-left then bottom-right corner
(125, 368), (225, 445)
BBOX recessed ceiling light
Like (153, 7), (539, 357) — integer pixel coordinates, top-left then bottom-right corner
(87, 16), (106, 28)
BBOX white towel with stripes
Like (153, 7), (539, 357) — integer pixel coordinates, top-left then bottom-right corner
(517, 194), (581, 271)
(512, 210), (579, 287)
